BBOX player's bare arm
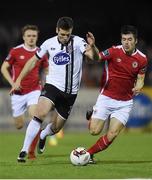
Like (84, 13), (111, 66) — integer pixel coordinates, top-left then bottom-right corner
(10, 55), (38, 94)
(40, 67), (49, 87)
(132, 73), (145, 95)
(85, 32), (100, 60)
(1, 61), (14, 87)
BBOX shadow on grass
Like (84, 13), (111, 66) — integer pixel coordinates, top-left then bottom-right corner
(1, 155), (152, 167)
(96, 159), (152, 165)
(39, 153), (68, 158)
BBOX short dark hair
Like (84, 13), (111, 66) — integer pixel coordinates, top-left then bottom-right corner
(56, 16), (73, 30)
(21, 25), (39, 36)
(121, 25), (138, 39)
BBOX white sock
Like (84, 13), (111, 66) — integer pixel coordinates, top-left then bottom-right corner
(40, 123), (54, 140)
(21, 119), (41, 153)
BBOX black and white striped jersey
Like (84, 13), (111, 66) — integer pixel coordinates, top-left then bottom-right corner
(36, 35), (87, 94)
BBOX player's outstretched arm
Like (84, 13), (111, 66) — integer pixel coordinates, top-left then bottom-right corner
(85, 32), (100, 61)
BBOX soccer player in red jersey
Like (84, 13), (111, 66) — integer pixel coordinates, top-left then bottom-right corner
(86, 25), (148, 163)
(1, 25), (48, 159)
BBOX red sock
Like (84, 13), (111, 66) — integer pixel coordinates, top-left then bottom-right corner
(87, 134), (112, 155)
(28, 130), (41, 157)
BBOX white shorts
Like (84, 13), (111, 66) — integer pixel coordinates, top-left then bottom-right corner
(11, 90), (41, 117)
(92, 94), (133, 125)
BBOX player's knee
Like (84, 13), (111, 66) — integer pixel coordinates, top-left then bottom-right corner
(89, 128), (100, 136)
(14, 117), (24, 129)
(37, 110), (48, 119)
(89, 123), (101, 135)
(15, 123), (24, 129)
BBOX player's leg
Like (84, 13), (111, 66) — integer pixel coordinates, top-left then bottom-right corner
(87, 99), (133, 164)
(14, 115), (25, 129)
(86, 108), (93, 130)
(38, 113), (66, 154)
(48, 110), (58, 146)
(26, 90), (41, 159)
(38, 90), (77, 154)
(48, 127), (64, 146)
(107, 117), (124, 141)
(56, 128), (64, 139)
(86, 94), (112, 163)
(87, 118), (105, 163)
(17, 96), (53, 162)
(38, 110), (58, 153)
(87, 117), (124, 163)
(48, 110), (63, 146)
(27, 104), (39, 159)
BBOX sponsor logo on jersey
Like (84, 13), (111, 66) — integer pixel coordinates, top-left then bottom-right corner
(102, 49), (110, 57)
(132, 61), (138, 68)
(53, 52), (70, 65)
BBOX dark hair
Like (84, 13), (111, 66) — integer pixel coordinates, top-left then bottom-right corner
(121, 25), (138, 39)
(21, 25), (39, 36)
(56, 16), (73, 30)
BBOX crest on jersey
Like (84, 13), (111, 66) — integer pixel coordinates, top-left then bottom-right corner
(53, 52), (70, 65)
(132, 61), (138, 68)
(19, 55), (25, 60)
(116, 58), (122, 62)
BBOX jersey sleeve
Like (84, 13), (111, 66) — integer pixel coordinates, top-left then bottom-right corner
(36, 41), (48, 59)
(78, 38), (88, 54)
(5, 48), (16, 65)
(99, 47), (114, 61)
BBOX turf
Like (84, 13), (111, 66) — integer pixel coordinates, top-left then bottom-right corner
(0, 131), (152, 179)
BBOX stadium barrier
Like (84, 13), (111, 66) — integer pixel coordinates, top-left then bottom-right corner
(0, 87), (152, 131)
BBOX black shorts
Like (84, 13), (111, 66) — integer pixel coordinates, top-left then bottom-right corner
(40, 84), (77, 119)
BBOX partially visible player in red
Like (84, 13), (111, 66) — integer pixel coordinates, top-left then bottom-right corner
(86, 25), (148, 163)
(1, 24), (48, 159)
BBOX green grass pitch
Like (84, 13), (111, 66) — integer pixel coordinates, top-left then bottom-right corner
(0, 131), (152, 179)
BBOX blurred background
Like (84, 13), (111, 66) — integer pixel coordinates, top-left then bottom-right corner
(0, 0), (152, 132)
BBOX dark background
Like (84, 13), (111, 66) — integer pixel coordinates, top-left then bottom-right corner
(0, 0), (152, 87)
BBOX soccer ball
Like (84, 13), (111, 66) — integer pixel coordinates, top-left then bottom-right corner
(70, 147), (90, 166)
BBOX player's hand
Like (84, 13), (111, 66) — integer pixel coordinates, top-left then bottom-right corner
(132, 87), (141, 96)
(86, 32), (95, 46)
(9, 80), (21, 95)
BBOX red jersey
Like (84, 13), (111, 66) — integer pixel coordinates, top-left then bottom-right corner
(5, 44), (48, 94)
(99, 45), (147, 101)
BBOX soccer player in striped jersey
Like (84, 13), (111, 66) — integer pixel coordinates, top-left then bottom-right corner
(10, 17), (97, 162)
